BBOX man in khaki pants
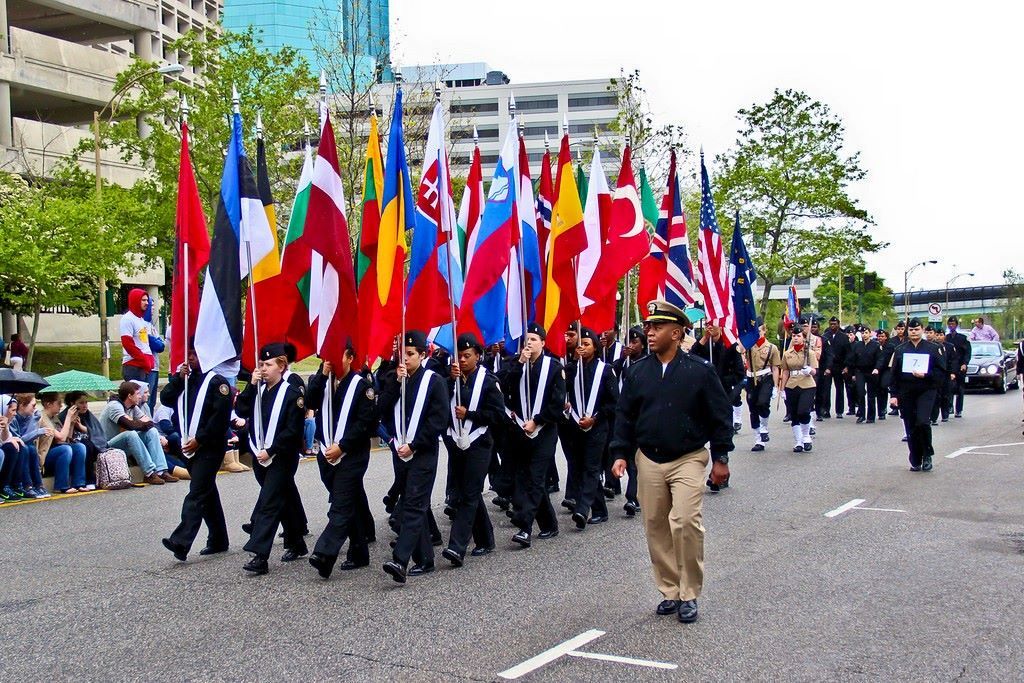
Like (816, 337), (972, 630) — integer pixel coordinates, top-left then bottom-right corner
(611, 300), (734, 623)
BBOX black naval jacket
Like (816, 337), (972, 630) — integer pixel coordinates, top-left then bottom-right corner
(504, 354), (567, 427)
(446, 366), (507, 449)
(235, 378), (305, 461)
(159, 370), (232, 454)
(848, 337), (882, 372)
(564, 357), (619, 430)
(888, 339), (946, 400)
(378, 365), (449, 456)
(690, 337), (745, 396)
(821, 328), (851, 371)
(610, 350), (735, 465)
(306, 366), (379, 455)
(946, 330), (971, 375)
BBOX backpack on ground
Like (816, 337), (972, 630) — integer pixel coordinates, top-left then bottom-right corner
(95, 448), (134, 490)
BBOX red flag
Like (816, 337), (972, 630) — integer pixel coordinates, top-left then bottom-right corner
(304, 114), (358, 366)
(170, 122), (210, 370)
(534, 148), (553, 323)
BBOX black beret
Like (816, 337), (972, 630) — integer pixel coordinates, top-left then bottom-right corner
(283, 342), (298, 364)
(628, 325), (644, 342)
(566, 321), (580, 333)
(456, 332), (483, 354)
(578, 326), (599, 345)
(404, 330), (428, 350)
(527, 322), (546, 340)
(259, 342), (289, 361)
(947, 315), (958, 323)
(907, 318), (923, 328)
(829, 316), (840, 323)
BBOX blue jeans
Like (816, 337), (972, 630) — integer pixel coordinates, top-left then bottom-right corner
(1, 442), (25, 487)
(108, 428), (168, 475)
(44, 442), (87, 491)
(304, 418), (316, 452)
(22, 444), (43, 489)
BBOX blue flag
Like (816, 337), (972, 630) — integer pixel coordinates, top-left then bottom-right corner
(729, 211), (759, 348)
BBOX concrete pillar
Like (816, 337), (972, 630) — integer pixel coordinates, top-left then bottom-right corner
(0, 0), (9, 53)
(0, 81), (11, 148)
(134, 29), (154, 139)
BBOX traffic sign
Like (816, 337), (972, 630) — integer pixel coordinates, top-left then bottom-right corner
(927, 302), (942, 323)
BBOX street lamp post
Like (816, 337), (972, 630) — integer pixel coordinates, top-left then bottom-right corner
(945, 271), (975, 313)
(903, 260), (938, 323)
(93, 63), (183, 378)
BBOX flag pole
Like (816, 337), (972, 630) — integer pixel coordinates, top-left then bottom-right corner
(316, 71), (336, 441)
(508, 93), (532, 421)
(619, 136), (632, 350)
(436, 81), (463, 438)
(180, 95), (191, 438)
(395, 67), (408, 444)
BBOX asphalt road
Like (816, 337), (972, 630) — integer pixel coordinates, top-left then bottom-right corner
(2, 391), (1023, 681)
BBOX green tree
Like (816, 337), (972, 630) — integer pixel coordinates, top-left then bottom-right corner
(995, 268), (1024, 341)
(813, 265), (895, 327)
(715, 89), (883, 317)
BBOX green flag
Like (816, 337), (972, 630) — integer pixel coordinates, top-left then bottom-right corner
(638, 166), (659, 233)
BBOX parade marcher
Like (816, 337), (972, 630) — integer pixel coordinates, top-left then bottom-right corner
(505, 323), (566, 548)
(819, 316), (850, 419)
(610, 300), (734, 624)
(484, 342), (516, 512)
(930, 328), (958, 425)
(608, 326), (647, 515)
(781, 329), (818, 452)
(874, 329), (892, 420)
(744, 320), (782, 452)
(849, 324), (882, 423)
(306, 345), (379, 580)
(563, 327), (618, 530)
(159, 343), (232, 562)
(380, 331), (449, 583)
(440, 333), (505, 566)
(890, 319), (946, 471)
(550, 322), (580, 495)
(237, 343), (307, 575)
(599, 326), (624, 364)
(802, 317), (824, 432)
(691, 322), (746, 435)
(884, 321), (907, 416)
(945, 316), (971, 418)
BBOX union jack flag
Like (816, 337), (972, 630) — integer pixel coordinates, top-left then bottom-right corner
(658, 150), (697, 306)
(697, 152), (735, 344)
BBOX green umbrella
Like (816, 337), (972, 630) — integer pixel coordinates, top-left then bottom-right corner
(42, 370), (119, 394)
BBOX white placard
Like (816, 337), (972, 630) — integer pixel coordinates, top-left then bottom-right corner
(902, 353), (930, 374)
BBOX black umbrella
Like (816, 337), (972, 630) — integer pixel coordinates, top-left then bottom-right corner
(0, 368), (50, 394)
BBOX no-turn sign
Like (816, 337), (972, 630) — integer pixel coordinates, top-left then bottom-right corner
(928, 302), (942, 322)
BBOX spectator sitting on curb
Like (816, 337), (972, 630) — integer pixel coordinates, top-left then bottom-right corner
(99, 382), (178, 486)
(36, 393), (88, 494)
(10, 394), (51, 498)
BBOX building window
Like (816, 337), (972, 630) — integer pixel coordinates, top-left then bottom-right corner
(516, 98), (558, 112)
(451, 100), (499, 114)
(451, 127), (499, 141)
(568, 94), (619, 109)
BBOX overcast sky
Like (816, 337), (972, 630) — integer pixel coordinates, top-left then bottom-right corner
(391, 0), (1022, 295)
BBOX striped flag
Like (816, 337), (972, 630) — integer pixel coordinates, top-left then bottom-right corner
(578, 148), (615, 332)
(637, 150), (696, 310)
(457, 140), (484, 273)
(356, 111), (387, 364)
(534, 146), (553, 323)
(277, 141), (316, 361)
(697, 152), (734, 344)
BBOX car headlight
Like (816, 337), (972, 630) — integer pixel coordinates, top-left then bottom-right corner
(985, 365), (999, 374)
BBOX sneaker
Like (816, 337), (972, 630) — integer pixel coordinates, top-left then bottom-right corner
(35, 488), (52, 499)
(13, 487), (29, 499)
(760, 432), (770, 443)
(1, 486), (16, 501)
(809, 427), (816, 436)
(83, 484), (96, 491)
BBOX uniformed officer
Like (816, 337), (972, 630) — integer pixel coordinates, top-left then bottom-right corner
(610, 300), (734, 624)
(237, 342), (308, 575)
(848, 325), (882, 423)
(160, 342), (232, 562)
(563, 327), (618, 529)
(608, 325), (647, 515)
(781, 328), (818, 452)
(692, 322), (746, 434)
(505, 322), (567, 548)
(889, 318), (946, 471)
(598, 325), (624, 364)
(380, 330), (449, 583)
(744, 320), (782, 452)
(873, 329), (892, 419)
(306, 344), (379, 580)
(819, 316), (851, 419)
(441, 332), (505, 566)
(945, 316), (971, 418)
(929, 328), (958, 425)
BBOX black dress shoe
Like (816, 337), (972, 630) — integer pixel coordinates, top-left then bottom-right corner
(921, 456), (933, 472)
(803, 442), (813, 452)
(431, 536), (443, 547)
(443, 504), (456, 519)
(492, 496), (510, 511)
(930, 420), (938, 426)
(504, 509), (514, 519)
(538, 529), (558, 540)
(793, 445), (804, 453)
(941, 417), (949, 423)
(511, 530), (531, 547)
(856, 417), (866, 424)
(656, 599), (681, 615)
(889, 409), (899, 416)
(382, 561), (407, 583)
(866, 419), (875, 424)
(820, 412), (831, 419)
(338, 558), (369, 571)
(162, 538), (187, 562)
(677, 599), (699, 623)
(383, 495), (396, 514)
(954, 413), (962, 418)
(588, 515), (608, 525)
(809, 427), (816, 436)
(733, 423), (741, 434)
(545, 483), (560, 494)
(389, 540), (397, 549)
(408, 563), (435, 576)
(846, 411), (856, 416)
(835, 414), (844, 419)
(470, 546), (494, 557)
(243, 555), (268, 575)
(751, 443), (765, 452)
(281, 546), (308, 562)
(707, 479), (721, 493)
(199, 545), (228, 556)
(308, 552), (336, 579)
(602, 487), (617, 500)
(441, 548), (464, 567)
(878, 415), (886, 421)
(902, 436), (908, 442)
(572, 512), (587, 530)
(623, 501), (640, 517)
(909, 464), (921, 472)
(760, 432), (770, 443)
(241, 523), (253, 535)
(560, 498), (576, 510)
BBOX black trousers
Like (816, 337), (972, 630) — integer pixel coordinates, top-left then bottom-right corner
(900, 388), (936, 467)
(561, 423), (582, 503)
(167, 449), (227, 552)
(391, 451), (438, 567)
(510, 427), (559, 534)
(854, 370), (878, 420)
(313, 449), (370, 563)
(244, 453), (305, 558)
(950, 373), (966, 415)
(442, 438), (495, 556)
(747, 377), (773, 429)
(563, 426), (609, 519)
(877, 370), (892, 416)
(489, 425), (516, 499)
(244, 434), (308, 534)
(820, 370), (845, 414)
(932, 377), (951, 421)
(844, 374), (856, 413)
(785, 386), (815, 425)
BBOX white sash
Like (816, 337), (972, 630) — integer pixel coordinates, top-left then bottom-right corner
(394, 369), (435, 454)
(449, 367), (487, 450)
(248, 380), (290, 466)
(569, 360), (606, 431)
(506, 356), (551, 439)
(618, 355), (631, 393)
(177, 372), (215, 457)
(323, 373), (364, 466)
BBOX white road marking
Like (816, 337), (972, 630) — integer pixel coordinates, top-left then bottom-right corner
(498, 630), (605, 680)
(946, 442), (1024, 459)
(566, 651), (678, 670)
(855, 506), (907, 513)
(825, 499), (866, 518)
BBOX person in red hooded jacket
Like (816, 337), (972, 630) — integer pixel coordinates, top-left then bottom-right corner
(120, 289), (155, 383)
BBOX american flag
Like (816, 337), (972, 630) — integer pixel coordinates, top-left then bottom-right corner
(660, 150), (697, 307)
(697, 152), (735, 344)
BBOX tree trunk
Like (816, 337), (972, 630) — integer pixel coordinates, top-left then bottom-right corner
(758, 281), (774, 319)
(26, 302), (41, 371)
